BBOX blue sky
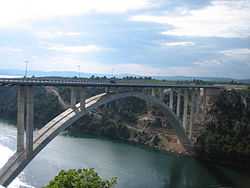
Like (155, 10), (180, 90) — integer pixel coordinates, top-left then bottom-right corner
(0, 0), (249, 78)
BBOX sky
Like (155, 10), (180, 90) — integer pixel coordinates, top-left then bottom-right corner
(0, 0), (249, 78)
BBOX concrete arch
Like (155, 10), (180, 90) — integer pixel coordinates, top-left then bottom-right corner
(90, 92), (191, 147)
(0, 92), (192, 186)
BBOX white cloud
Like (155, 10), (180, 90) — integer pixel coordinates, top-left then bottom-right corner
(221, 48), (250, 57)
(0, 0), (152, 27)
(47, 44), (103, 53)
(221, 48), (250, 63)
(28, 55), (167, 75)
(193, 59), (223, 66)
(131, 0), (250, 38)
(36, 31), (81, 39)
(161, 41), (195, 47)
(0, 47), (23, 53)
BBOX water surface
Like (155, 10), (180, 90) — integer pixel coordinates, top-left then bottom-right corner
(0, 120), (249, 188)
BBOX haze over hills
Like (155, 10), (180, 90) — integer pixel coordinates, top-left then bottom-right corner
(0, 68), (249, 83)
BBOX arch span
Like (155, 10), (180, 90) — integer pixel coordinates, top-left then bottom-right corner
(0, 91), (192, 186)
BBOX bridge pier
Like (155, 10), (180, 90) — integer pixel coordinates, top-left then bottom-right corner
(17, 87), (25, 153)
(151, 88), (156, 97)
(70, 87), (77, 107)
(202, 88), (207, 112)
(176, 91), (181, 117)
(16, 86), (34, 156)
(169, 89), (174, 110)
(80, 88), (86, 110)
(189, 90), (196, 139)
(182, 90), (189, 132)
(195, 89), (201, 114)
(105, 87), (109, 93)
(159, 88), (164, 101)
(25, 86), (34, 156)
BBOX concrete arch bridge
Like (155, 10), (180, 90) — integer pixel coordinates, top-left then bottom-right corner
(0, 78), (223, 186)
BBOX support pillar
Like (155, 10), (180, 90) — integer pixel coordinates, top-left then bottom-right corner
(25, 86), (34, 156)
(169, 89), (174, 110)
(151, 88), (156, 97)
(142, 88), (147, 96)
(159, 88), (164, 101)
(176, 91), (181, 117)
(189, 90), (196, 140)
(202, 88), (207, 112)
(105, 87), (109, 93)
(80, 87), (86, 111)
(182, 90), (189, 132)
(70, 87), (77, 107)
(195, 88), (201, 114)
(17, 86), (25, 153)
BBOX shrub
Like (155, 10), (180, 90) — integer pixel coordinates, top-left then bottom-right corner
(44, 168), (117, 188)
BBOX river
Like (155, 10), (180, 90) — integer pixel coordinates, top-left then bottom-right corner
(0, 120), (249, 188)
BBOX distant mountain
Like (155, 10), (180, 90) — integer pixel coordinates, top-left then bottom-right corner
(153, 76), (234, 82)
(0, 69), (248, 83)
(0, 69), (109, 78)
(238, 79), (250, 84)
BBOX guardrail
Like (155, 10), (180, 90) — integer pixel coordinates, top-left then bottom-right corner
(0, 78), (224, 89)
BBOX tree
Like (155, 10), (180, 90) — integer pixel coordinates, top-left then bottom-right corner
(44, 168), (117, 188)
(196, 90), (250, 164)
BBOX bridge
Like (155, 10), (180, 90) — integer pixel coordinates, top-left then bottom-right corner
(0, 78), (223, 186)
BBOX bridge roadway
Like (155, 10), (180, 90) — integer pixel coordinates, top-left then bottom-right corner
(0, 78), (223, 89)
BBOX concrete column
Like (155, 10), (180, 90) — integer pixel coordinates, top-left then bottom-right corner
(189, 90), (196, 139)
(80, 87), (86, 111)
(195, 88), (201, 114)
(176, 91), (181, 117)
(25, 86), (34, 156)
(151, 88), (156, 97)
(70, 87), (77, 107)
(17, 86), (25, 153)
(159, 88), (164, 101)
(182, 90), (189, 132)
(202, 88), (207, 112)
(169, 89), (174, 110)
(105, 87), (109, 93)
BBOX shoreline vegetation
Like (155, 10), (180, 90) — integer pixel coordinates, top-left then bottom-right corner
(0, 78), (249, 170)
(43, 168), (117, 188)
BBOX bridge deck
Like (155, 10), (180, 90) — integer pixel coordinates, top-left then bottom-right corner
(0, 78), (223, 88)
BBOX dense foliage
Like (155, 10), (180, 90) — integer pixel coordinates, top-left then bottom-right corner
(69, 97), (147, 140)
(197, 89), (250, 165)
(0, 87), (16, 120)
(0, 87), (62, 128)
(44, 168), (117, 188)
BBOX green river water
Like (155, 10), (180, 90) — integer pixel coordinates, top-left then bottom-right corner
(0, 120), (249, 188)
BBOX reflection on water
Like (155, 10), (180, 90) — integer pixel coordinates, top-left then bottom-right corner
(0, 120), (249, 188)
